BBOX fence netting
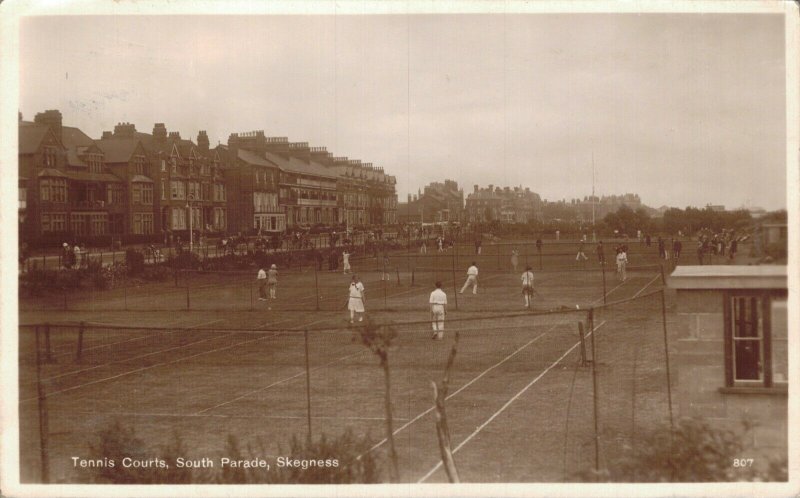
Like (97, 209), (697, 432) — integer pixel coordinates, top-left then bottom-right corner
(20, 288), (673, 483)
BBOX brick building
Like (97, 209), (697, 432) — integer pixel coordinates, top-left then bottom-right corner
(397, 179), (464, 224)
(465, 184), (540, 223)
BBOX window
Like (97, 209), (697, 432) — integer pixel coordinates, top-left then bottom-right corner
(724, 292), (788, 388)
(70, 213), (88, 236)
(171, 181), (185, 200)
(132, 155), (146, 175)
(41, 212), (66, 232)
(142, 184), (153, 205)
(40, 178), (67, 203)
(171, 157), (178, 174)
(91, 214), (107, 235)
(43, 146), (58, 167)
(142, 213), (154, 234)
(161, 159), (166, 172)
(107, 184), (124, 205)
(213, 207), (226, 230)
(161, 179), (167, 200)
(171, 207), (186, 229)
(132, 184), (142, 204)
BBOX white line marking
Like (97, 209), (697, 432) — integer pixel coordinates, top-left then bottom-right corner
(632, 274), (661, 298)
(418, 321), (607, 483)
(365, 323), (557, 454)
(24, 333), (278, 401)
(196, 347), (365, 414)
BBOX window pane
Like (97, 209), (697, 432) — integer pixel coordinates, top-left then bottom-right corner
(771, 299), (788, 383)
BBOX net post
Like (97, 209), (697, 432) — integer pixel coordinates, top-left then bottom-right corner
(588, 307), (600, 473)
(34, 326), (50, 483)
(396, 267), (400, 287)
(76, 322), (85, 363)
(539, 246), (543, 271)
(185, 276), (190, 310)
(659, 263), (666, 287)
(411, 268), (416, 287)
(304, 329), (313, 445)
(314, 264), (321, 311)
(578, 321), (587, 367)
(250, 280), (254, 311)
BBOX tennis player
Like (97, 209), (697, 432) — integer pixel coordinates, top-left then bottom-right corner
(348, 275), (365, 323)
(460, 262), (479, 294)
(616, 247), (628, 282)
(521, 266), (535, 309)
(342, 250), (351, 274)
(267, 264), (278, 299)
(429, 281), (448, 340)
(257, 266), (267, 301)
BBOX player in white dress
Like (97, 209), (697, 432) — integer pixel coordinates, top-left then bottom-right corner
(347, 275), (365, 323)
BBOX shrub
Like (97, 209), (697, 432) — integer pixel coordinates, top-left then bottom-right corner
(86, 421), (192, 484)
(576, 417), (787, 482)
(141, 265), (170, 282)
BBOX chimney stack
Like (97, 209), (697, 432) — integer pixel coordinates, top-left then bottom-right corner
(34, 109), (63, 140)
(153, 123), (167, 142)
(197, 130), (209, 151)
(113, 121), (136, 138)
(101, 131), (113, 139)
(168, 131), (181, 140)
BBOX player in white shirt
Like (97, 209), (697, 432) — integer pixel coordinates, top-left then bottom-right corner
(267, 264), (278, 299)
(256, 267), (267, 301)
(347, 275), (365, 323)
(521, 266), (535, 309)
(615, 247), (628, 282)
(460, 262), (479, 294)
(429, 281), (448, 340)
(342, 250), (351, 274)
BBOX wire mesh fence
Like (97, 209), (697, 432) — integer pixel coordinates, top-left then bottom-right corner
(20, 288), (674, 483)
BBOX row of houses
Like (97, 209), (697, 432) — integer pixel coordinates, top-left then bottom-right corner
(18, 110), (397, 246)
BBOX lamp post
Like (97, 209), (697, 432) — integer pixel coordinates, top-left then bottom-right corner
(187, 193), (195, 253)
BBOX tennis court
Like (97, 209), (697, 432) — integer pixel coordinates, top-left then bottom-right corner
(19, 240), (676, 483)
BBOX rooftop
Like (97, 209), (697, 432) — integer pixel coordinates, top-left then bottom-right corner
(668, 265), (787, 290)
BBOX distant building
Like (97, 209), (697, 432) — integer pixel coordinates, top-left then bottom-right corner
(706, 204), (726, 212)
(465, 184), (541, 223)
(397, 179), (464, 224)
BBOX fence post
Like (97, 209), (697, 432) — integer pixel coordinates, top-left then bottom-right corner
(660, 290), (675, 433)
(123, 273), (128, 311)
(186, 277), (190, 310)
(34, 326), (50, 483)
(451, 253), (459, 311)
(539, 247), (543, 271)
(314, 265), (321, 311)
(76, 322), (85, 363)
(395, 267), (400, 286)
(601, 261), (607, 305)
(304, 329), (313, 445)
(577, 321), (587, 367)
(250, 280), (254, 311)
(588, 308), (600, 473)
(44, 323), (53, 363)
(659, 263), (666, 287)
(383, 267), (388, 311)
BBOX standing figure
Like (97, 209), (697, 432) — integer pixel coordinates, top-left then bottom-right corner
(437, 237), (444, 252)
(575, 241), (588, 263)
(257, 266), (267, 301)
(615, 247), (628, 282)
(381, 251), (390, 281)
(342, 250), (351, 274)
(420, 239), (427, 254)
(267, 264), (278, 299)
(429, 281), (448, 340)
(521, 266), (535, 309)
(460, 262), (479, 294)
(347, 275), (366, 324)
(673, 239), (682, 262)
(475, 238), (482, 255)
(536, 238), (542, 253)
(596, 241), (605, 264)
(510, 249), (519, 272)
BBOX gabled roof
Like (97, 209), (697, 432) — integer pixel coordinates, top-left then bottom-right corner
(61, 126), (95, 148)
(96, 138), (142, 163)
(131, 174), (154, 183)
(19, 125), (54, 154)
(38, 168), (67, 178)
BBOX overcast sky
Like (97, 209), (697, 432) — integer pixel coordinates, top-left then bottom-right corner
(19, 13), (787, 210)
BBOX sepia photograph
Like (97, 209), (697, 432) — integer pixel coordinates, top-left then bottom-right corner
(1, 1), (797, 497)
